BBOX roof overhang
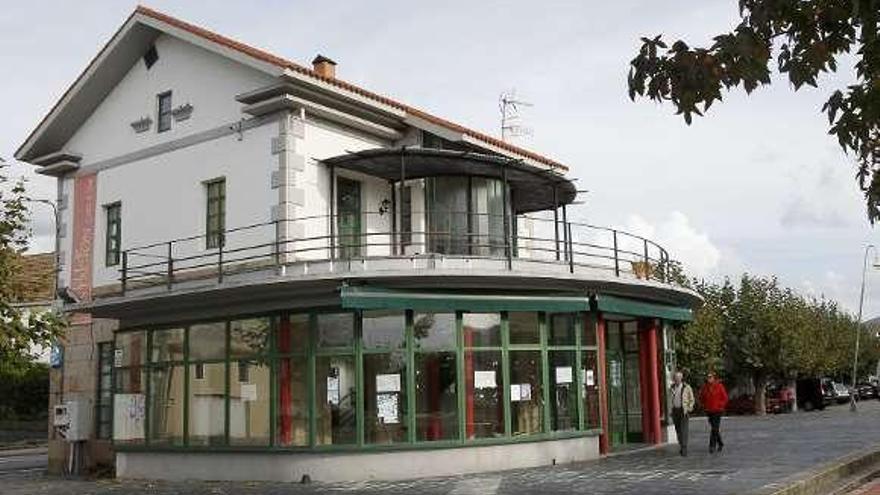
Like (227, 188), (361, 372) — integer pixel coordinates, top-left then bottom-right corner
(323, 147), (576, 213)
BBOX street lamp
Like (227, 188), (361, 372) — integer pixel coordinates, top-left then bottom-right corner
(851, 244), (878, 412)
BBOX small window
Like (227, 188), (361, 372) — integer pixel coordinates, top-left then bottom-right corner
(143, 45), (158, 69)
(95, 342), (113, 440)
(238, 361), (249, 383)
(194, 363), (205, 380)
(157, 91), (172, 132)
(105, 203), (121, 266)
(205, 179), (226, 249)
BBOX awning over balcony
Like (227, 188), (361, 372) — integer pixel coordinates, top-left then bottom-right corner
(340, 286), (590, 312)
(323, 147), (577, 213)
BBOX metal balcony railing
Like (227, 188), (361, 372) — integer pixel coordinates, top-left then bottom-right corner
(119, 212), (670, 295)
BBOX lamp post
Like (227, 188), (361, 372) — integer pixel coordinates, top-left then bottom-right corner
(851, 244), (876, 412)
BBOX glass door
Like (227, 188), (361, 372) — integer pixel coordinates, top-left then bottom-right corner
(606, 323), (626, 446)
(336, 177), (361, 259)
(605, 320), (644, 448)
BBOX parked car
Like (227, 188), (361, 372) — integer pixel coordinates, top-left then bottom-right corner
(855, 382), (878, 400)
(832, 382), (851, 404)
(796, 378), (827, 411)
(821, 378), (836, 405)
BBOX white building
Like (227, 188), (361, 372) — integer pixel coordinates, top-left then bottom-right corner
(16, 6), (699, 482)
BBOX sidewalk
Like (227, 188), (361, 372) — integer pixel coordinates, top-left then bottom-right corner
(4, 401), (880, 494)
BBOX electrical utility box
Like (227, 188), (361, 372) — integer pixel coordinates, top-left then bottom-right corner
(53, 399), (92, 441)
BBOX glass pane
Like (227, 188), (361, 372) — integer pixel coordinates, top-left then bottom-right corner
(364, 351), (407, 444)
(317, 313), (354, 348)
(316, 355), (357, 445)
(623, 321), (639, 352)
(470, 177), (506, 257)
(276, 355), (308, 446)
(229, 360), (270, 446)
(549, 313), (576, 346)
(583, 312), (597, 347)
(230, 317), (271, 358)
(464, 350), (503, 439)
(582, 350), (601, 429)
(549, 351), (577, 431)
(509, 312), (539, 345)
(426, 176), (469, 255)
(113, 368), (146, 444)
(188, 362), (227, 446)
(413, 312), (455, 350)
(463, 313), (501, 347)
(362, 310), (405, 349)
(189, 322), (227, 361)
(415, 352), (458, 442)
(115, 331), (146, 368)
(150, 328), (184, 363)
(277, 314), (309, 354)
(510, 351), (543, 436)
(149, 365), (184, 445)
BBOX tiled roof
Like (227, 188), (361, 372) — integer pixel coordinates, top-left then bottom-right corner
(135, 6), (567, 171)
(13, 253), (55, 304)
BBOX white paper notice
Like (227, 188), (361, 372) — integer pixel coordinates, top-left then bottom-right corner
(114, 349), (124, 367)
(113, 393), (145, 441)
(510, 384), (522, 402)
(377, 393), (399, 424)
(555, 366), (573, 384)
(520, 383), (532, 401)
(474, 370), (497, 389)
(586, 369), (595, 387)
(240, 383), (257, 402)
(376, 373), (401, 393)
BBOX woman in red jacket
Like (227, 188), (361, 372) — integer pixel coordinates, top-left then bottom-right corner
(699, 371), (729, 453)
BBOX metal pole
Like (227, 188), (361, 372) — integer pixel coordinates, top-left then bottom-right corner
(852, 244), (875, 412)
(329, 163), (336, 259)
(612, 230), (620, 277)
(390, 180), (397, 256)
(166, 241), (173, 290)
(400, 148), (406, 255)
(553, 186), (560, 261)
(561, 203), (569, 263)
(502, 163), (512, 269)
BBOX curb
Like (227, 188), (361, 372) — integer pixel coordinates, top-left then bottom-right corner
(748, 445), (880, 495)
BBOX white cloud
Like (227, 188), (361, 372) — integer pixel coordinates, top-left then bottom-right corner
(623, 211), (722, 278)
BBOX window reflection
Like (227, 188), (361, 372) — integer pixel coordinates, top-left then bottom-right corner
(464, 350), (503, 439)
(463, 313), (501, 347)
(414, 313), (455, 350)
(364, 351), (407, 444)
(415, 352), (458, 441)
(149, 365), (184, 444)
(188, 362), (226, 446)
(510, 351), (543, 436)
(229, 360), (270, 446)
(316, 356), (357, 445)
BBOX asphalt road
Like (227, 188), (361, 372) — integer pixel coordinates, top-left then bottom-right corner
(0, 448), (47, 480)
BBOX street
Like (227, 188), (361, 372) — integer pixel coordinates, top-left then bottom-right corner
(0, 447), (47, 480)
(4, 401), (880, 494)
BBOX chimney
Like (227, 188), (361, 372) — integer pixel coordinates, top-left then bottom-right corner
(312, 55), (337, 79)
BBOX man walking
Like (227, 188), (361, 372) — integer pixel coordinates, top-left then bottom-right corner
(670, 371), (694, 456)
(699, 371), (729, 453)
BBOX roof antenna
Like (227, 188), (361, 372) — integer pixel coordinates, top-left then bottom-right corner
(499, 89), (533, 142)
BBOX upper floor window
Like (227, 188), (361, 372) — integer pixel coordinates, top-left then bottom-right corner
(205, 178), (226, 249)
(157, 91), (173, 133)
(105, 202), (121, 266)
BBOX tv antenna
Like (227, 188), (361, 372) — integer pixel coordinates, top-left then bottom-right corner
(500, 90), (533, 142)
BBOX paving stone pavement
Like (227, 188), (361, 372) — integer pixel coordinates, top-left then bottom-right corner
(6, 401), (880, 495)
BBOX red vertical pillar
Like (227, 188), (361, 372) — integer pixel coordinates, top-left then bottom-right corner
(646, 319), (662, 444)
(596, 314), (610, 454)
(278, 314), (292, 444)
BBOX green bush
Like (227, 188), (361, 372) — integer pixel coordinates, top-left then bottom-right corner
(0, 359), (49, 421)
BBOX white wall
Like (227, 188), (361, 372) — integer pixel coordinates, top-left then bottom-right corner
(66, 34), (275, 165)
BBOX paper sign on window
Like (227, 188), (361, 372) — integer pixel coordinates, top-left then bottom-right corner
(240, 383), (257, 402)
(114, 349), (124, 367)
(113, 393), (145, 441)
(474, 370), (496, 389)
(586, 369), (595, 387)
(377, 393), (399, 424)
(376, 373), (401, 393)
(510, 384), (522, 402)
(555, 366), (573, 384)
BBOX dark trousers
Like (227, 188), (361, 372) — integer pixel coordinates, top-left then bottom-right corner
(672, 407), (688, 453)
(707, 412), (724, 449)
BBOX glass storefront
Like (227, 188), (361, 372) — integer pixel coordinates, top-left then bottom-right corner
(112, 308), (605, 451)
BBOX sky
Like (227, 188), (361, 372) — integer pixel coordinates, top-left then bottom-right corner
(0, 1), (877, 316)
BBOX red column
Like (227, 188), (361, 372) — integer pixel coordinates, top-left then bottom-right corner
(278, 314), (292, 444)
(71, 173), (97, 325)
(596, 314), (610, 454)
(646, 319), (662, 444)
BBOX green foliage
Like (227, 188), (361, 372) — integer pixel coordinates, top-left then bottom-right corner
(629, 0), (880, 221)
(0, 357), (49, 420)
(676, 273), (878, 413)
(0, 162), (64, 362)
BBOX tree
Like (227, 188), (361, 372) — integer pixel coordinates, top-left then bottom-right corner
(628, 1), (880, 221)
(0, 162), (63, 363)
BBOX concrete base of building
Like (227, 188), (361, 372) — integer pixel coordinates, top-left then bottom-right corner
(116, 436), (601, 482)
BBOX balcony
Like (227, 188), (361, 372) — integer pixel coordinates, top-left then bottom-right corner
(116, 211), (672, 296)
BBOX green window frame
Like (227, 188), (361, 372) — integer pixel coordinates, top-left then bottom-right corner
(105, 202), (121, 267)
(205, 178), (226, 249)
(95, 342), (114, 440)
(113, 307), (606, 453)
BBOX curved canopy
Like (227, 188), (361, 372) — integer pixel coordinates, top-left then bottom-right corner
(323, 147), (577, 213)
